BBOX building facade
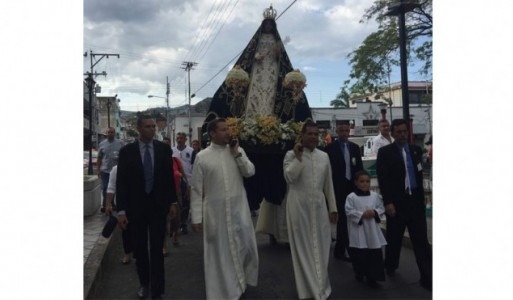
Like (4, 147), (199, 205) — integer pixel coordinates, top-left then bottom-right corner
(311, 103), (432, 147)
(349, 81), (432, 108)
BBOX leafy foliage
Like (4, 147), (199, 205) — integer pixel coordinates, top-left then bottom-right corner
(330, 85), (351, 108)
(333, 0), (432, 107)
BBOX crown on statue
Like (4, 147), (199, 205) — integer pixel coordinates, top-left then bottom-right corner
(263, 5), (277, 20)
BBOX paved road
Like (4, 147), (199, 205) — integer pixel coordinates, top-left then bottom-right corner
(90, 215), (431, 299)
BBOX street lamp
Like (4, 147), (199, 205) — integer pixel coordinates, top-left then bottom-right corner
(85, 74), (96, 175)
(148, 94), (170, 139)
(149, 76), (170, 139)
(189, 93), (196, 145)
(409, 114), (415, 144)
(386, 98), (393, 122)
(385, 0), (420, 143)
(106, 98), (111, 128)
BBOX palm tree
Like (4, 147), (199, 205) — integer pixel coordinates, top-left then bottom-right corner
(330, 86), (350, 108)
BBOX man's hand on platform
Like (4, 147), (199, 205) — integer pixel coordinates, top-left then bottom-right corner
(293, 141), (303, 162)
(229, 138), (239, 156)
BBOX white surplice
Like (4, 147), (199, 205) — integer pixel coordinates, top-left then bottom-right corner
(190, 143), (259, 300)
(283, 148), (337, 300)
(345, 191), (387, 249)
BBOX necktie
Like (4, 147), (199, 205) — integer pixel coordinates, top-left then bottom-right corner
(144, 143), (153, 193)
(402, 145), (417, 194)
(344, 143), (351, 180)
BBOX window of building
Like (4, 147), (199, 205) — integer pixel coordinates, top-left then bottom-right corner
(335, 120), (353, 126)
(362, 120), (379, 126)
(409, 90), (429, 105)
(316, 120), (330, 129)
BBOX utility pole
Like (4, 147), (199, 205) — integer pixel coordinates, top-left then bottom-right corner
(95, 84), (101, 149)
(182, 61), (197, 144)
(386, 0), (420, 143)
(386, 60), (393, 123)
(84, 50), (120, 175)
(166, 76), (170, 139)
(106, 98), (111, 128)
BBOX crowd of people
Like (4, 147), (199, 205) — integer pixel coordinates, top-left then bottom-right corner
(96, 115), (432, 299)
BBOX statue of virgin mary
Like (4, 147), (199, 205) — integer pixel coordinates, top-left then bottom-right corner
(201, 6), (313, 243)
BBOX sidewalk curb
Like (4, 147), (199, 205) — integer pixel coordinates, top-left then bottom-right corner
(84, 230), (117, 299)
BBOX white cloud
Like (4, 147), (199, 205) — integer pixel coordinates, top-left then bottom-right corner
(84, 0), (422, 111)
(302, 66), (317, 72)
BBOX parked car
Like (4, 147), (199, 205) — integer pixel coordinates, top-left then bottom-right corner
(83, 150), (98, 168)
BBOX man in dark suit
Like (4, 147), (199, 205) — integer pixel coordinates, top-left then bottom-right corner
(324, 122), (363, 261)
(116, 115), (178, 299)
(376, 119), (432, 291)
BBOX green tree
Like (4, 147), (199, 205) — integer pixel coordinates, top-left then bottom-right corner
(330, 83), (351, 108)
(341, 0), (432, 102)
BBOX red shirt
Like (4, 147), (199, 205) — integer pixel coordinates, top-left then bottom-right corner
(172, 157), (183, 191)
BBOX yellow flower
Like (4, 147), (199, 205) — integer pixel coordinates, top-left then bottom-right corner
(226, 117), (242, 139)
(255, 116), (281, 145)
(223, 116), (302, 146)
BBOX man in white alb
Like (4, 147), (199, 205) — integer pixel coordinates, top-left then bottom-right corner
(284, 121), (338, 300)
(190, 118), (259, 300)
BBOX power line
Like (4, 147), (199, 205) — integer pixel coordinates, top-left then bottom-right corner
(192, 0), (297, 95)
(276, 0), (297, 19)
(193, 0), (232, 60)
(183, 0), (221, 62)
(196, 0), (241, 62)
(186, 0), (231, 62)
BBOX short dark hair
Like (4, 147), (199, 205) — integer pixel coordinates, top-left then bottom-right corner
(378, 119), (390, 125)
(207, 118), (226, 135)
(390, 119), (408, 133)
(137, 115), (154, 127)
(301, 120), (318, 134)
(353, 170), (370, 181)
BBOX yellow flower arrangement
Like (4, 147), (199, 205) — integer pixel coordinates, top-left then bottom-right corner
(225, 117), (243, 139)
(255, 116), (281, 145)
(226, 115), (304, 146)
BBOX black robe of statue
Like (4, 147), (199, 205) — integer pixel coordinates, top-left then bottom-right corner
(201, 18), (313, 207)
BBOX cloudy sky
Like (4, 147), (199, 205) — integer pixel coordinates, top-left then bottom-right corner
(5, 1), (513, 296)
(84, 0), (429, 112)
